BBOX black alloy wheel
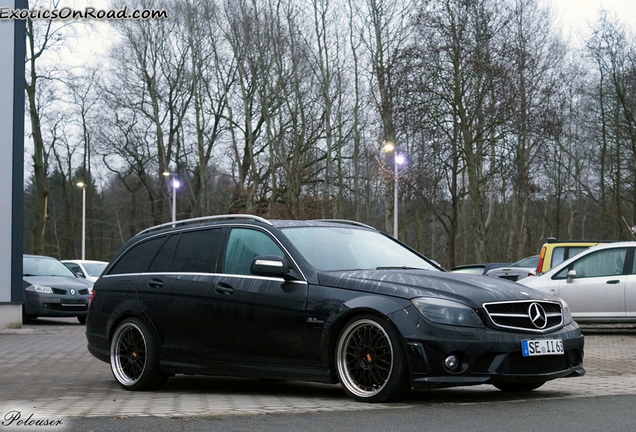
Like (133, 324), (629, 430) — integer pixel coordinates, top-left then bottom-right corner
(109, 318), (167, 390)
(336, 315), (409, 402)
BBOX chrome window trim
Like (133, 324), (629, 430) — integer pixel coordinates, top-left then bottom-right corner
(102, 272), (308, 285)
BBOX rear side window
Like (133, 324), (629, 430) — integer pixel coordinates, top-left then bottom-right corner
(109, 236), (167, 275)
(224, 228), (285, 276)
(550, 246), (589, 268)
(148, 234), (179, 272)
(170, 228), (223, 273)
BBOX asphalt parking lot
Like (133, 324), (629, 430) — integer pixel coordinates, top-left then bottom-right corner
(1, 318), (636, 420)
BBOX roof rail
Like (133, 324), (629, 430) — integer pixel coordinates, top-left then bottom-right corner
(136, 214), (273, 236)
(312, 219), (377, 230)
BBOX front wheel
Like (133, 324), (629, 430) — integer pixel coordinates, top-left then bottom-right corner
(335, 315), (410, 403)
(110, 318), (167, 390)
(77, 315), (86, 325)
(493, 381), (545, 392)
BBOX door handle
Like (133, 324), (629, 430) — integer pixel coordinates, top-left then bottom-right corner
(606, 280), (621, 285)
(214, 283), (234, 295)
(147, 278), (164, 288)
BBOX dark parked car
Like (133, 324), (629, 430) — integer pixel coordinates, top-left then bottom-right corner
(87, 216), (585, 402)
(23, 254), (94, 324)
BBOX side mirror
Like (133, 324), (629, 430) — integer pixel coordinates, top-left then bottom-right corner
(566, 269), (576, 283)
(250, 255), (290, 278)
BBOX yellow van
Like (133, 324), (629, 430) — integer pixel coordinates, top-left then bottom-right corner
(535, 238), (604, 274)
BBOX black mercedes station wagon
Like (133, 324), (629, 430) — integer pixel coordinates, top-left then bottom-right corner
(86, 215), (585, 402)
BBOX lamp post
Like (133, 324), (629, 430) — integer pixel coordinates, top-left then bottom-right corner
(163, 172), (180, 224)
(383, 143), (405, 239)
(76, 182), (86, 260)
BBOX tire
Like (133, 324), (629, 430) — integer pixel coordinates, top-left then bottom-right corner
(335, 315), (410, 403)
(22, 305), (36, 322)
(493, 381), (545, 392)
(22, 314), (36, 323)
(77, 315), (87, 325)
(109, 318), (168, 391)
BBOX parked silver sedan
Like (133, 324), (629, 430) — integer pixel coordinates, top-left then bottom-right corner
(487, 255), (539, 282)
(519, 242), (636, 322)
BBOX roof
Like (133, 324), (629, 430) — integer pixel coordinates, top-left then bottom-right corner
(136, 215), (378, 237)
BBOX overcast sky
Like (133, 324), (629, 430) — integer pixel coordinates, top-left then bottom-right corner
(61, 0), (636, 66)
(552, 0), (636, 44)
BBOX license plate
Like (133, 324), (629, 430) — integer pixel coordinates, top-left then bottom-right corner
(61, 299), (87, 306)
(521, 339), (563, 357)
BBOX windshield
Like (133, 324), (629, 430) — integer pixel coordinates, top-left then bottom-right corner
(82, 262), (108, 277)
(281, 226), (439, 272)
(24, 256), (76, 277)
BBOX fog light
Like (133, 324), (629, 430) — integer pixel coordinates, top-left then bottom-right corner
(444, 355), (459, 370)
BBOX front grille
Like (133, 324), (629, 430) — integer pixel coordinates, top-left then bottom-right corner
(79, 289), (90, 295)
(483, 300), (563, 332)
(504, 352), (567, 374)
(52, 288), (66, 295)
(43, 303), (88, 312)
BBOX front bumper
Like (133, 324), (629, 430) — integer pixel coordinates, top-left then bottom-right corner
(24, 291), (90, 317)
(389, 306), (585, 389)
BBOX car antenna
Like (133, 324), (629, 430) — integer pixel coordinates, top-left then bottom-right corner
(621, 216), (636, 240)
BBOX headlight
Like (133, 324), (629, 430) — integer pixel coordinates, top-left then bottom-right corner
(561, 299), (573, 325)
(411, 297), (484, 328)
(25, 285), (53, 294)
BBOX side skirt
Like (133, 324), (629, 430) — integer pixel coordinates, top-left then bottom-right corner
(158, 359), (338, 384)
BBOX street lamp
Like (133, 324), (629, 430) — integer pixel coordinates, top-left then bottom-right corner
(383, 143), (405, 239)
(76, 182), (86, 260)
(163, 172), (180, 224)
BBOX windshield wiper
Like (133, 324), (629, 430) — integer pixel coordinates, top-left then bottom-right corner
(376, 266), (428, 271)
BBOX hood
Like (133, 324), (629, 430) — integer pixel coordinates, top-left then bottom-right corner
(318, 269), (557, 308)
(23, 275), (94, 290)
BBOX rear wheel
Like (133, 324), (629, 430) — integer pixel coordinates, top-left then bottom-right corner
(493, 381), (545, 392)
(335, 315), (410, 402)
(110, 318), (167, 390)
(22, 305), (36, 322)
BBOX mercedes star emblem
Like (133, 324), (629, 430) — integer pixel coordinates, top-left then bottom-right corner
(528, 302), (547, 329)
